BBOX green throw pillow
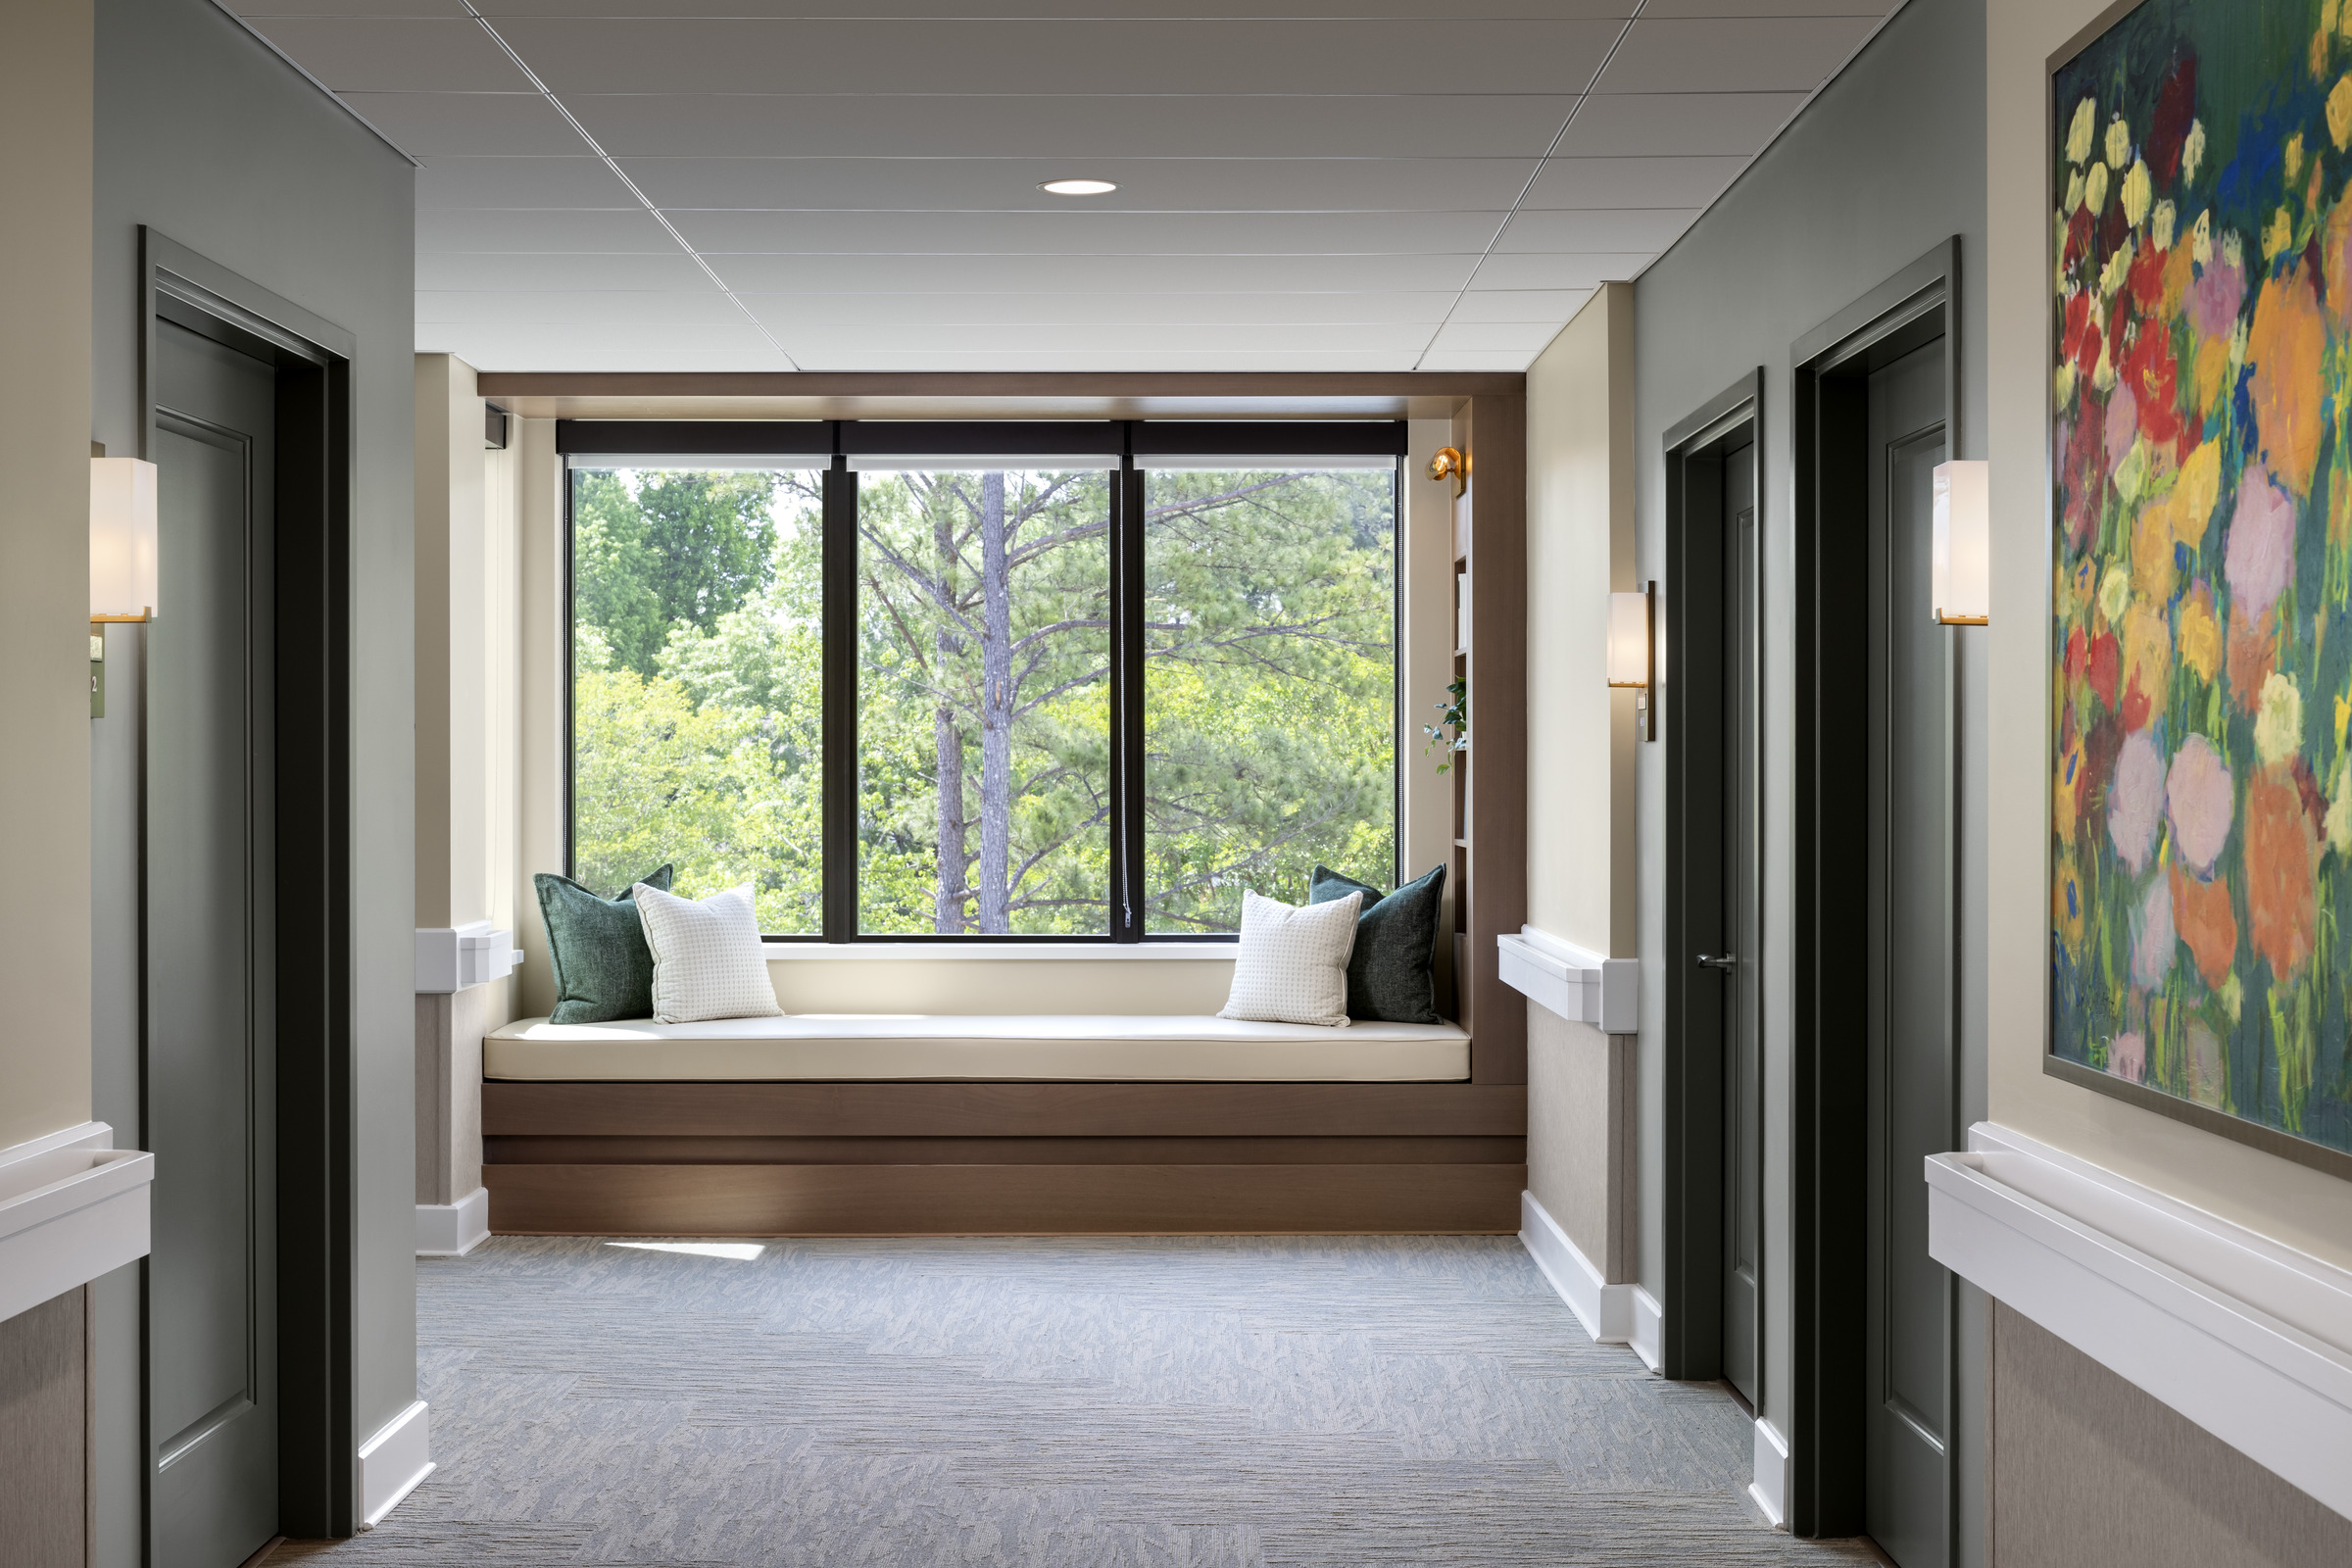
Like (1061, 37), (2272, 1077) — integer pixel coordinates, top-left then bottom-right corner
(1308, 863), (1446, 1024)
(534, 864), (674, 1024)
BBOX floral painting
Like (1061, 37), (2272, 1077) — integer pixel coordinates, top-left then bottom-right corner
(2052, 0), (2352, 1158)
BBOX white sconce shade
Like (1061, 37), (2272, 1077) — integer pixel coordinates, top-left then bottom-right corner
(1607, 584), (1656, 742)
(1932, 459), (1988, 625)
(90, 458), (159, 622)
(1606, 589), (1651, 687)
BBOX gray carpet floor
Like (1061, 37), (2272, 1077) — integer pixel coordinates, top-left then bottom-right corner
(281, 1235), (1882, 1566)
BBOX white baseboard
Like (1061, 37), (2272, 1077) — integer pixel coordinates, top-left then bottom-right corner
(357, 1398), (433, 1529)
(415, 1188), (489, 1258)
(1747, 1416), (1790, 1528)
(1628, 1283), (1663, 1372)
(1520, 1191), (1658, 1366)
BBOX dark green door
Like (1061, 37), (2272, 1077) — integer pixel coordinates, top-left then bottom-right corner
(1863, 337), (1954, 1568)
(147, 320), (279, 1568)
(1721, 441), (1762, 1410)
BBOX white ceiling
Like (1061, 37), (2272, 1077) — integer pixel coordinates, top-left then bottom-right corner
(230, 1), (1896, 373)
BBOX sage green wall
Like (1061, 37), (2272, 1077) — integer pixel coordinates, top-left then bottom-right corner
(1630, 0), (1987, 1550)
(88, 0), (416, 1553)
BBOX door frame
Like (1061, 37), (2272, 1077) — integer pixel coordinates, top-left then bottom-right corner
(1785, 236), (1962, 1542)
(139, 228), (359, 1542)
(1660, 368), (1764, 1385)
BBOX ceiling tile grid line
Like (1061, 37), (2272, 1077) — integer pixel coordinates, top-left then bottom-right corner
(230, 1), (1905, 371)
(454, 0), (801, 368)
(1408, 0), (1647, 371)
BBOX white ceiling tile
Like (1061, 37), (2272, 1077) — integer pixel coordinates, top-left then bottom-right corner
(237, 18), (536, 91)
(416, 291), (753, 326)
(1448, 288), (1594, 322)
(567, 93), (1576, 160)
(788, 349), (1422, 371)
(475, 1), (1633, 19)
(1549, 91), (1808, 157)
(1593, 17), (1879, 95)
(1466, 252), (1655, 289)
(1495, 208), (1700, 252)
(234, 1), (466, 13)
(711, 253), (1480, 293)
(742, 292), (1459, 326)
(336, 92), (585, 158)
(1427, 320), (1562, 352)
(415, 157), (638, 208)
(416, 252), (716, 291)
(1635, 0), (1891, 19)
(418, 323), (791, 371)
(496, 19), (1621, 97)
(417, 208), (678, 253)
(241, 1), (1881, 370)
(667, 210), (1505, 256)
(770, 322), (1439, 354)
(621, 157), (1541, 213)
(1415, 350), (1536, 370)
(1523, 155), (1749, 209)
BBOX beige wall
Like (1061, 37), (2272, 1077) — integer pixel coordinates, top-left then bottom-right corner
(1526, 1005), (1632, 1276)
(1405, 418), (1460, 1007)
(1987, 1303), (2350, 1567)
(1519, 286), (1639, 1275)
(0, 0), (94, 1152)
(1985, 0), (2352, 1273)
(415, 363), (527, 1207)
(415, 353), (513, 931)
(1524, 283), (1638, 958)
(513, 416), (566, 1019)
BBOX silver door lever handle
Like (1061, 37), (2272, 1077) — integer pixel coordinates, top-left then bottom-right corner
(1695, 954), (1737, 970)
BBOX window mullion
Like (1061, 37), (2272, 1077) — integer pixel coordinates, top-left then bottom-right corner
(1110, 438), (1147, 941)
(821, 438), (857, 941)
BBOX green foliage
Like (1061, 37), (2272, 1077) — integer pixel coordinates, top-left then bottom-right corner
(1423, 676), (1467, 773)
(1141, 468), (1396, 931)
(569, 463), (1397, 939)
(856, 469), (1113, 934)
(572, 468), (781, 678)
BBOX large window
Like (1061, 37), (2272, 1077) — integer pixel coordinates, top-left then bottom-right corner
(1141, 466), (1396, 932)
(565, 421), (1400, 941)
(571, 464), (827, 934)
(858, 467), (1112, 935)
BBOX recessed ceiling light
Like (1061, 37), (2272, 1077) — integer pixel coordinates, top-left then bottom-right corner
(1040, 178), (1117, 196)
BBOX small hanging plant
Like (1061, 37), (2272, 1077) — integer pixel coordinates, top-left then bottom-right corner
(1423, 676), (1467, 773)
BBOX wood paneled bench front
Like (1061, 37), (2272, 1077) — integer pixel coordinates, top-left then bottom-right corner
(479, 1012), (1526, 1236)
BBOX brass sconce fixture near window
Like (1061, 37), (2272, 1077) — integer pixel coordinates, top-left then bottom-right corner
(90, 455), (159, 717)
(1932, 459), (1988, 625)
(1607, 582), (1655, 741)
(1428, 445), (1468, 498)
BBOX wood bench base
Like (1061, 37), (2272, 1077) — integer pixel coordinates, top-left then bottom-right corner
(485, 1160), (1526, 1236)
(481, 1081), (1529, 1235)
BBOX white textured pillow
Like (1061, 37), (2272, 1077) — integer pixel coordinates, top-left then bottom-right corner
(1218, 888), (1362, 1028)
(632, 883), (783, 1024)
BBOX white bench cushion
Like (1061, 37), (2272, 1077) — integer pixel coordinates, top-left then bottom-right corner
(483, 1013), (1469, 1083)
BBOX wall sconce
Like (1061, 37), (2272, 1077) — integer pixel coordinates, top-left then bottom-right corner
(1428, 445), (1468, 498)
(91, 457), (159, 623)
(1607, 582), (1655, 742)
(1932, 459), (1988, 625)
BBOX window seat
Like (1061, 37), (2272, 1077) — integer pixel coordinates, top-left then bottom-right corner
(484, 1013), (1470, 1083)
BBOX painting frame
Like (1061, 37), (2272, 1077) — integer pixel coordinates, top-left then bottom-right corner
(2043, 0), (2352, 1181)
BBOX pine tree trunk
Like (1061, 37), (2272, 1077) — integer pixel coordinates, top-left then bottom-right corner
(932, 681), (966, 933)
(931, 498), (968, 932)
(976, 471), (1015, 933)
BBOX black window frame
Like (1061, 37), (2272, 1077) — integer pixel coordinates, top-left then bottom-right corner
(559, 417), (1408, 944)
